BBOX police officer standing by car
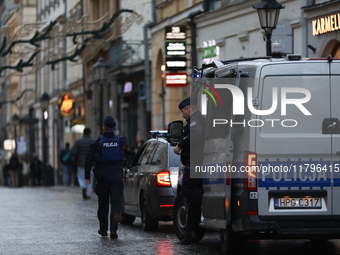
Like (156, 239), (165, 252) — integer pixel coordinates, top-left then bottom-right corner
(85, 116), (127, 239)
(174, 97), (205, 245)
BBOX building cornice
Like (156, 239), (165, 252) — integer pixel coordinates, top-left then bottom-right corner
(150, 3), (202, 34)
(303, 0), (340, 20)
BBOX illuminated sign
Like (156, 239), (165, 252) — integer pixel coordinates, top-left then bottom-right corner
(165, 42), (186, 56)
(165, 73), (187, 87)
(71, 118), (85, 126)
(313, 14), (340, 35)
(166, 57), (186, 71)
(71, 124), (86, 133)
(202, 40), (220, 65)
(4, 139), (15, 150)
(165, 26), (186, 40)
(123, 81), (133, 93)
(58, 91), (75, 117)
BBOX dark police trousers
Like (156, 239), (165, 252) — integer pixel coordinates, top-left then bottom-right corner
(182, 166), (203, 233)
(95, 169), (124, 233)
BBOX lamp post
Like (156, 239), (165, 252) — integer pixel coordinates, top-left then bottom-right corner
(40, 93), (50, 169)
(253, 0), (284, 56)
(12, 114), (19, 152)
(161, 64), (166, 129)
(93, 57), (109, 134)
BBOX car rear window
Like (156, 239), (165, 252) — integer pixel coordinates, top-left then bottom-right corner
(139, 142), (157, 165)
(149, 143), (164, 165)
(168, 145), (180, 167)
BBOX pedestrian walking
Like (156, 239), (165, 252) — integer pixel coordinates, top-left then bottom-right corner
(2, 161), (11, 187)
(9, 152), (21, 188)
(29, 153), (43, 186)
(60, 142), (73, 186)
(71, 127), (94, 199)
(174, 97), (206, 245)
(85, 115), (127, 239)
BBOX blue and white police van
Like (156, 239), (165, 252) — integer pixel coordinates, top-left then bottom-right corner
(169, 52), (340, 254)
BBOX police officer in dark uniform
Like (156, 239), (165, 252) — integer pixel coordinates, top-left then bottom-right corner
(174, 97), (205, 245)
(85, 116), (127, 239)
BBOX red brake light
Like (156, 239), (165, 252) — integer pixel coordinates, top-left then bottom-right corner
(243, 152), (257, 191)
(157, 171), (171, 186)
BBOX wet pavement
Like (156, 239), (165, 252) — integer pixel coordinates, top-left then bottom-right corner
(0, 186), (221, 255)
(1, 186), (340, 255)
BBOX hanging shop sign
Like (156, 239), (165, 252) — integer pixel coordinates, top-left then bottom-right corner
(313, 13), (340, 35)
(71, 118), (85, 133)
(58, 91), (75, 117)
(165, 26), (186, 40)
(202, 40), (220, 65)
(165, 42), (186, 56)
(3, 139), (15, 150)
(165, 73), (187, 87)
(123, 81), (133, 93)
(165, 57), (187, 71)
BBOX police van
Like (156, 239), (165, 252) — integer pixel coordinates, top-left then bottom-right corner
(168, 52), (340, 253)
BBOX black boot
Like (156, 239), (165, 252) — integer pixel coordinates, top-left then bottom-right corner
(98, 229), (108, 237)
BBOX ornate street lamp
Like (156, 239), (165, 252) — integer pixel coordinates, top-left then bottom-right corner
(40, 92), (50, 173)
(12, 114), (19, 152)
(161, 65), (166, 129)
(253, 0), (284, 56)
(93, 57), (109, 134)
(40, 92), (50, 110)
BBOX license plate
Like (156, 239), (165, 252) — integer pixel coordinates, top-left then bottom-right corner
(274, 197), (321, 209)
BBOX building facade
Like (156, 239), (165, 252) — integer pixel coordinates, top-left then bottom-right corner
(150, 0), (204, 130)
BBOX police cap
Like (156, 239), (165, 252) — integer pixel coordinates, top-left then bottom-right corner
(178, 97), (198, 111)
(103, 115), (116, 128)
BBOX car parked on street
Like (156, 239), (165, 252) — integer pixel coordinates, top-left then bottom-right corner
(120, 131), (180, 231)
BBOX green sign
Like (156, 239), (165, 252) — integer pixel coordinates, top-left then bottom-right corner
(202, 45), (217, 59)
(165, 42), (186, 56)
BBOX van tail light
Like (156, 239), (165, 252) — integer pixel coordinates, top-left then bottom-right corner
(157, 171), (171, 186)
(226, 161), (231, 186)
(243, 152), (257, 191)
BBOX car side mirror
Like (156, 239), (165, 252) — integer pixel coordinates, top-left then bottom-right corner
(167, 120), (183, 144)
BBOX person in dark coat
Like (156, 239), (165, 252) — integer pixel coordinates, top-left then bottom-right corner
(9, 152), (21, 188)
(60, 142), (73, 186)
(29, 153), (43, 186)
(85, 116), (127, 239)
(174, 97), (205, 245)
(3, 161), (11, 187)
(71, 128), (94, 199)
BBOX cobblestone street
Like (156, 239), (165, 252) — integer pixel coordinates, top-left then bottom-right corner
(2, 186), (340, 255)
(0, 186), (222, 255)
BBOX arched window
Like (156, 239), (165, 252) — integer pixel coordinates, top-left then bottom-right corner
(321, 39), (340, 58)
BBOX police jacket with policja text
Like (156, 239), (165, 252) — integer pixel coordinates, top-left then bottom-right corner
(85, 132), (127, 179)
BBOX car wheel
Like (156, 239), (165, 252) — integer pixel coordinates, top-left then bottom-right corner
(220, 225), (246, 255)
(120, 210), (136, 224)
(173, 192), (205, 241)
(173, 192), (187, 240)
(141, 198), (158, 231)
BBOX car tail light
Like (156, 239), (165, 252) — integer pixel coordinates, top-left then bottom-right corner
(243, 152), (257, 191)
(157, 171), (171, 186)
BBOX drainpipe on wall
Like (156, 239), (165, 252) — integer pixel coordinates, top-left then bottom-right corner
(187, 0), (209, 68)
(143, 0), (156, 112)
